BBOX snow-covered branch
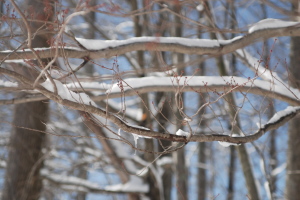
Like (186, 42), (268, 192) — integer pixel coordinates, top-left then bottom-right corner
(1, 66), (299, 144)
(102, 76), (300, 106)
(42, 170), (148, 194)
(0, 19), (300, 60)
(1, 74), (299, 106)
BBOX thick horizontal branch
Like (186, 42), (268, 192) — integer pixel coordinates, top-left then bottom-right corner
(1, 75), (299, 108)
(1, 75), (299, 106)
(1, 66), (299, 144)
(1, 22), (300, 60)
(101, 76), (300, 106)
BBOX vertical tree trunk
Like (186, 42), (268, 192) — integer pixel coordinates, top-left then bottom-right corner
(285, 8), (300, 200)
(2, 0), (53, 199)
(285, 1), (300, 199)
(3, 101), (48, 200)
(202, 1), (259, 198)
(196, 7), (208, 199)
(130, 1), (160, 199)
(197, 61), (207, 200)
(76, 1), (97, 199)
(268, 103), (277, 196)
(227, 3), (237, 198)
(155, 4), (173, 200)
(171, 2), (188, 200)
(198, 142), (207, 199)
(227, 146), (235, 200)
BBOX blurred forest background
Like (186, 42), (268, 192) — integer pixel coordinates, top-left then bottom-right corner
(0, 0), (300, 200)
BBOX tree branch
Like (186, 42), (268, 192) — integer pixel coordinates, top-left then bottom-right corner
(0, 22), (300, 60)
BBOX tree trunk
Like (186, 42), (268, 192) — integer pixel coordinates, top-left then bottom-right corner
(3, 101), (48, 200)
(2, 0), (53, 199)
(285, 1), (300, 199)
(171, 2), (188, 200)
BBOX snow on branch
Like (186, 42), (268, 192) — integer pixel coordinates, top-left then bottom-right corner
(200, 106), (300, 145)
(0, 79), (18, 88)
(248, 18), (299, 33)
(102, 76), (300, 106)
(265, 106), (300, 125)
(42, 170), (148, 194)
(0, 19), (299, 60)
(2, 74), (300, 106)
(235, 49), (284, 84)
(33, 79), (300, 144)
(105, 176), (149, 193)
(1, 66), (300, 144)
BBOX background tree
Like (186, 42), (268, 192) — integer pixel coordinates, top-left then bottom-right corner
(2, 0), (53, 199)
(0, 0), (300, 200)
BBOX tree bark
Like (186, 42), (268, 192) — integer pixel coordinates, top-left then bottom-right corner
(285, 1), (300, 199)
(2, 0), (53, 199)
(171, 2), (188, 200)
(3, 101), (48, 200)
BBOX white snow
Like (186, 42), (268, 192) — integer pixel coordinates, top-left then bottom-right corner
(0, 160), (6, 168)
(1, 47), (56, 53)
(184, 117), (192, 122)
(41, 170), (101, 190)
(66, 81), (110, 91)
(175, 129), (190, 136)
(219, 36), (243, 45)
(75, 36), (221, 50)
(106, 76), (300, 102)
(249, 18), (299, 33)
(156, 157), (173, 166)
(264, 181), (272, 200)
(218, 141), (241, 147)
(0, 79), (18, 87)
(271, 163), (286, 176)
(196, 4), (204, 11)
(132, 133), (139, 155)
(236, 49), (284, 84)
(266, 106), (300, 125)
(42, 169), (148, 193)
(115, 21), (134, 32)
(105, 175), (149, 193)
(40, 78), (97, 106)
(218, 133), (241, 147)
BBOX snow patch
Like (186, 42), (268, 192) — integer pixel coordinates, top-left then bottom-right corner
(66, 81), (110, 91)
(156, 157), (173, 166)
(76, 36), (221, 50)
(236, 49), (284, 84)
(218, 133), (241, 147)
(41, 170), (101, 190)
(196, 4), (204, 11)
(271, 163), (286, 176)
(175, 129), (189, 136)
(41, 78), (97, 107)
(267, 106), (300, 125)
(0, 79), (18, 87)
(105, 175), (149, 193)
(106, 76), (300, 103)
(249, 18), (299, 33)
(218, 141), (241, 147)
(132, 133), (139, 155)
